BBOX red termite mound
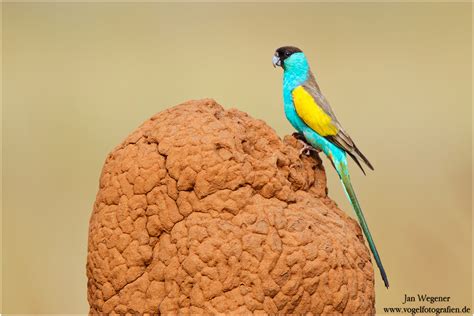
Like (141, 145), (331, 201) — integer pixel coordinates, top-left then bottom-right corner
(87, 99), (375, 314)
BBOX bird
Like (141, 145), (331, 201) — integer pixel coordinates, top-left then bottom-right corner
(272, 45), (389, 288)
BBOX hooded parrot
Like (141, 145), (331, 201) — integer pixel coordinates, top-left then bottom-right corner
(272, 46), (389, 288)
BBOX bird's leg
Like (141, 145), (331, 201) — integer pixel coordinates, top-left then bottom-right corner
(292, 134), (320, 157)
(292, 132), (321, 156)
(298, 140), (320, 156)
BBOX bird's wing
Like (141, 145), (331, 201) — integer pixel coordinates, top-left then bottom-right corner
(292, 72), (374, 172)
(291, 85), (339, 137)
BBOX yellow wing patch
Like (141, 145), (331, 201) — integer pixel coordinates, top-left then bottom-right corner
(292, 86), (338, 136)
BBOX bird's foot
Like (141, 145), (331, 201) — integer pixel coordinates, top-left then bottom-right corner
(292, 132), (321, 156)
(298, 139), (320, 156)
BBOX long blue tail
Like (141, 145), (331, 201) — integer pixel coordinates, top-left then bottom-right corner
(336, 160), (389, 288)
(301, 129), (389, 287)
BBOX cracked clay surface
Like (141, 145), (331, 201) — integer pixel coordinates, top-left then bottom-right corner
(87, 99), (375, 314)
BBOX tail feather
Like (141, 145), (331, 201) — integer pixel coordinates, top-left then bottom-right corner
(347, 151), (366, 175)
(337, 161), (389, 288)
(354, 146), (374, 171)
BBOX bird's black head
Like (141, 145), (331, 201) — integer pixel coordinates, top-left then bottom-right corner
(273, 46), (303, 68)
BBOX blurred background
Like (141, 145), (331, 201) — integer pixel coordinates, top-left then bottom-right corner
(2, 2), (472, 313)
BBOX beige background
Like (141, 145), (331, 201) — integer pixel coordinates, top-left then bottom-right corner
(2, 2), (472, 313)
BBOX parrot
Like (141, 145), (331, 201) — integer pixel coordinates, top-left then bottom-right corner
(272, 45), (389, 288)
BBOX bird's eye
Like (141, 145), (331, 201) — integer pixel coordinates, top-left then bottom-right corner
(285, 51), (291, 57)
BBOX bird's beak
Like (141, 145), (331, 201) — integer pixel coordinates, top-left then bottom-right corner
(272, 54), (281, 68)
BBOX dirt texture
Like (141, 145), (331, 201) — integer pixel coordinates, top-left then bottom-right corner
(87, 99), (375, 315)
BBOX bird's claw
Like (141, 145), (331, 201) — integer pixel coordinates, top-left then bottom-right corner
(292, 132), (321, 156)
(298, 139), (320, 156)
